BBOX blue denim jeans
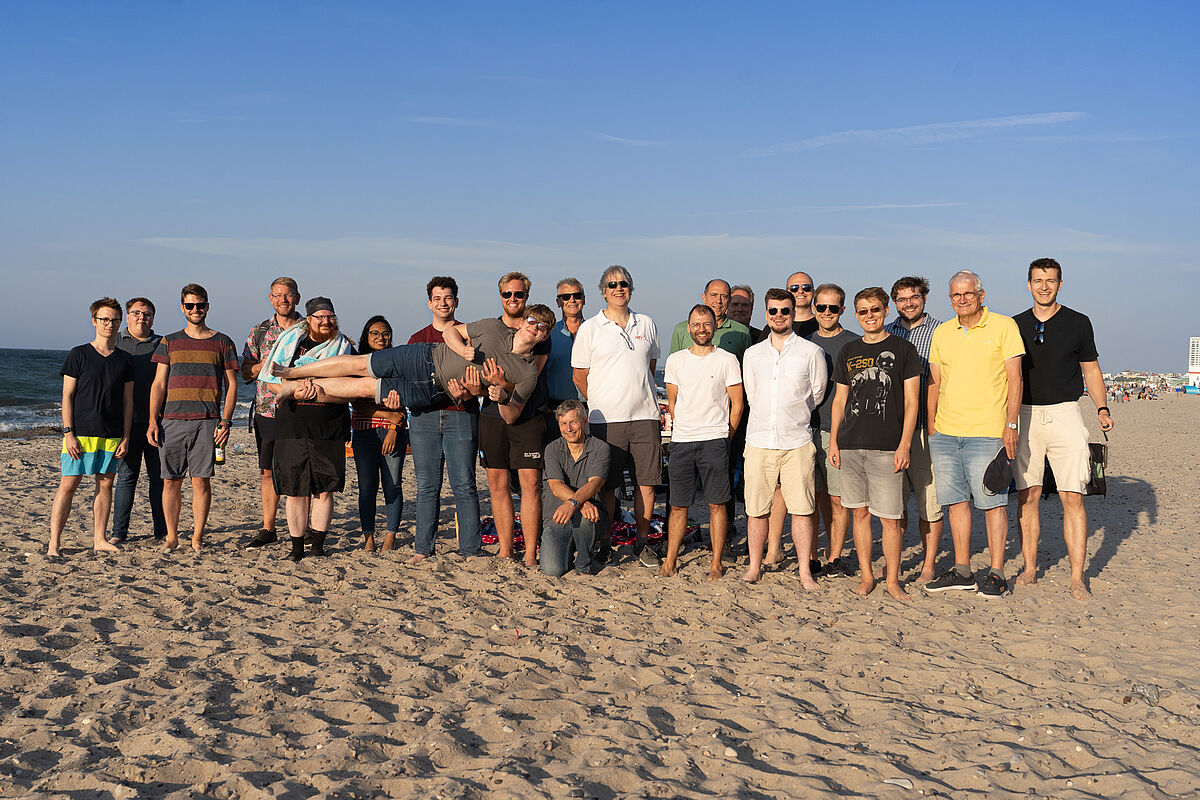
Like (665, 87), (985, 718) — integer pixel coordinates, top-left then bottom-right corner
(928, 433), (1008, 511)
(368, 344), (442, 409)
(540, 508), (607, 577)
(352, 427), (406, 533)
(112, 427), (166, 539)
(408, 408), (481, 555)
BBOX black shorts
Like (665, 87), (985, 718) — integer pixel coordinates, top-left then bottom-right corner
(669, 438), (732, 507)
(478, 414), (545, 471)
(273, 437), (346, 497)
(253, 413), (276, 471)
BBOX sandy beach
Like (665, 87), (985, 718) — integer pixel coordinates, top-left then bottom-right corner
(2, 396), (1198, 799)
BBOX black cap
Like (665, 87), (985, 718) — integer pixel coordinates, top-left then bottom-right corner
(305, 297), (335, 316)
(982, 447), (1014, 496)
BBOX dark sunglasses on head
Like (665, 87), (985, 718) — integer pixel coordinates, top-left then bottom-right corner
(788, 283), (814, 293)
(183, 302), (209, 310)
(766, 306), (793, 316)
(557, 292), (584, 301)
(500, 290), (527, 299)
(814, 304), (841, 313)
(1034, 320), (1045, 345)
(606, 280), (630, 289)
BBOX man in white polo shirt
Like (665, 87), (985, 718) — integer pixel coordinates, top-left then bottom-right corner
(572, 264), (663, 568)
(659, 304), (744, 580)
(741, 288), (827, 588)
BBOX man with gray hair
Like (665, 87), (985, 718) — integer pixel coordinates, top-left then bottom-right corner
(925, 270), (1024, 599)
(572, 265), (663, 568)
(545, 277), (587, 436)
(541, 399), (609, 577)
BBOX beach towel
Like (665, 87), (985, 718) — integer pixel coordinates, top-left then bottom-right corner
(256, 321), (354, 386)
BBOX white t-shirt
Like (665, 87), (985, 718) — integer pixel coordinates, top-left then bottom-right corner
(664, 348), (742, 443)
(571, 309), (661, 424)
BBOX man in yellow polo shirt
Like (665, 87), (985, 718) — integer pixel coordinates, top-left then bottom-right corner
(924, 270), (1024, 599)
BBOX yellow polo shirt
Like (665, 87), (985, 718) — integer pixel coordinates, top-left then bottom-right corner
(928, 307), (1024, 438)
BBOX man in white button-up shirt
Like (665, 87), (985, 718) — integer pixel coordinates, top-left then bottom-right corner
(572, 265), (663, 568)
(741, 287), (827, 588)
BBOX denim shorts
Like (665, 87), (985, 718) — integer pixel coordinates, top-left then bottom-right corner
(368, 344), (440, 410)
(928, 433), (1008, 510)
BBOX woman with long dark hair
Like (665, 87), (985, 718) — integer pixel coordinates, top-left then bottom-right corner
(352, 315), (407, 551)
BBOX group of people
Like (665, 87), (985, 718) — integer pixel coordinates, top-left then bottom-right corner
(49, 258), (1113, 600)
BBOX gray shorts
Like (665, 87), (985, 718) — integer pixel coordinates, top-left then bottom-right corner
(813, 429), (842, 496)
(839, 449), (903, 519)
(591, 419), (662, 488)
(159, 418), (218, 479)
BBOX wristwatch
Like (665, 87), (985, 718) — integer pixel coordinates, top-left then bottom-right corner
(1006, 422), (1018, 430)
(63, 426), (73, 434)
(568, 498), (582, 509)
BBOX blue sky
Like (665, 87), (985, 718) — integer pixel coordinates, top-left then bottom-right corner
(2, 1), (1196, 371)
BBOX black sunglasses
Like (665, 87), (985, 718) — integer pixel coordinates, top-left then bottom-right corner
(788, 283), (814, 293)
(766, 306), (793, 316)
(183, 302), (209, 310)
(500, 290), (527, 299)
(814, 304), (841, 313)
(606, 280), (630, 289)
(1034, 320), (1045, 345)
(557, 292), (584, 301)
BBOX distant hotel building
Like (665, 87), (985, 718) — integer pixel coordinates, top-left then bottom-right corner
(1190, 337), (1200, 387)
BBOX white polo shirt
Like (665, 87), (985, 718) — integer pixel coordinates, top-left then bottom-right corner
(571, 308), (661, 424)
(664, 348), (742, 443)
(743, 332), (827, 450)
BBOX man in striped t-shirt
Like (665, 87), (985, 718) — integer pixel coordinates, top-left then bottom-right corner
(148, 283), (239, 552)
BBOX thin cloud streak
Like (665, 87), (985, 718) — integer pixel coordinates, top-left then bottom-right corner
(744, 111), (1091, 157)
(594, 133), (670, 147)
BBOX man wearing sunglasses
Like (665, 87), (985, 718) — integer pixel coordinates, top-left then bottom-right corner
(885, 276), (944, 584)
(741, 288), (827, 588)
(925, 271), (1024, 599)
(481, 271), (553, 566)
(148, 283), (240, 552)
(1013, 258), (1113, 600)
(572, 265), (663, 568)
(546, 277), (587, 429)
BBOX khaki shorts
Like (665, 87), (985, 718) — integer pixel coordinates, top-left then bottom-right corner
(743, 442), (816, 517)
(1015, 402), (1090, 494)
(901, 427), (943, 522)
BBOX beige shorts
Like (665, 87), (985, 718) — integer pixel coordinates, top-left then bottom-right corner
(743, 442), (816, 517)
(1015, 402), (1090, 494)
(901, 427), (943, 522)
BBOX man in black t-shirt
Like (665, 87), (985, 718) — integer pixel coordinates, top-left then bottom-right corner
(1013, 258), (1114, 600)
(47, 298), (134, 558)
(829, 287), (922, 601)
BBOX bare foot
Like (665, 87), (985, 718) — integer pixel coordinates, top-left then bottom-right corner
(798, 573), (820, 591)
(407, 554), (428, 565)
(915, 569), (936, 585)
(707, 564), (725, 581)
(94, 539), (120, 553)
(742, 567), (762, 584)
(270, 362), (293, 379)
(46, 548), (61, 558)
(764, 550), (783, 568)
(885, 583), (910, 602)
(190, 535), (203, 552)
(854, 578), (876, 596)
(657, 562), (678, 577)
(1070, 579), (1092, 600)
(523, 557), (537, 568)
(497, 548), (514, 560)
(364, 533), (376, 552)
(1015, 570), (1038, 587)
(382, 533), (396, 552)
(160, 537), (180, 553)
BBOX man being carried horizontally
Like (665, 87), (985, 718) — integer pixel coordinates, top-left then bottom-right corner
(828, 287), (922, 601)
(271, 305), (555, 431)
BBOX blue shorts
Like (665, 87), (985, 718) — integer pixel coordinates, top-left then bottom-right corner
(928, 433), (1008, 510)
(62, 436), (120, 476)
(367, 344), (441, 410)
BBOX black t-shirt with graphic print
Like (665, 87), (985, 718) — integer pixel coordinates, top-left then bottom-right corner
(832, 335), (921, 450)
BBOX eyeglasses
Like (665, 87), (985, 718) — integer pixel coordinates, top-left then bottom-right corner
(93, 316), (121, 325)
(310, 314), (337, 323)
(1034, 320), (1045, 345)
(182, 302), (209, 310)
(128, 310), (154, 318)
(788, 284), (813, 293)
(814, 304), (841, 313)
(525, 317), (549, 332)
(500, 290), (527, 300)
(557, 292), (584, 301)
(949, 291), (978, 302)
(606, 280), (630, 290)
(766, 307), (793, 316)
(367, 330), (390, 338)
(856, 306), (885, 316)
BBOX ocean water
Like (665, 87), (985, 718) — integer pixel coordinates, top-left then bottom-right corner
(0, 348), (254, 434)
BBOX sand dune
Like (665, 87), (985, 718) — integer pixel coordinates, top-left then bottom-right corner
(2, 396), (1198, 798)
